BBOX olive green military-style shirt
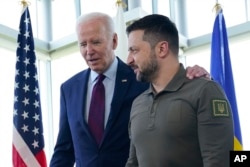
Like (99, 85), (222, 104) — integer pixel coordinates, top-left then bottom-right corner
(126, 63), (234, 167)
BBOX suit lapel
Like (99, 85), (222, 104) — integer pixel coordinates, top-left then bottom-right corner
(73, 70), (95, 140)
(103, 59), (132, 139)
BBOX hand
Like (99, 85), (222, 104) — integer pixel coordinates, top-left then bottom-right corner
(186, 65), (211, 80)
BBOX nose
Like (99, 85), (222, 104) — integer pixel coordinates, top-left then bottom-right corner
(127, 53), (134, 65)
(86, 44), (94, 55)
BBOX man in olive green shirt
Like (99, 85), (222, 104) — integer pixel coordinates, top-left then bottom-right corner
(125, 14), (234, 167)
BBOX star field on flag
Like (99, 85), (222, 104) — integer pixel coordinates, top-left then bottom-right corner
(12, 5), (47, 167)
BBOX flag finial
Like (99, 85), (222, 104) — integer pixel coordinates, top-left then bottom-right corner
(213, 3), (222, 15)
(19, 0), (30, 8)
(116, 0), (127, 9)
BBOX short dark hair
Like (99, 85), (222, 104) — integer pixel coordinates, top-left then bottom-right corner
(126, 14), (179, 55)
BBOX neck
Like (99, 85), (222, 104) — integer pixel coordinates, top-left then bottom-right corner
(152, 58), (179, 93)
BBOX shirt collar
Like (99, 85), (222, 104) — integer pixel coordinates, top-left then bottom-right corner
(146, 63), (187, 95)
(90, 57), (118, 83)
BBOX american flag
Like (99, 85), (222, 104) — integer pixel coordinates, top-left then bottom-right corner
(12, 6), (47, 167)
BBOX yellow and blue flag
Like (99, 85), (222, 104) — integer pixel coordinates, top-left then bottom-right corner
(210, 7), (243, 150)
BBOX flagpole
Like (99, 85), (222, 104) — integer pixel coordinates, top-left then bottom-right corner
(115, 0), (128, 62)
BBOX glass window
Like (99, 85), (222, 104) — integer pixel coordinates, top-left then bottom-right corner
(157, 0), (170, 16)
(0, 1), (38, 37)
(81, 0), (118, 17)
(51, 0), (76, 40)
(185, 0), (247, 38)
(141, 0), (153, 14)
(0, 46), (50, 166)
(1, 1), (250, 166)
(50, 51), (88, 145)
(0, 47), (16, 167)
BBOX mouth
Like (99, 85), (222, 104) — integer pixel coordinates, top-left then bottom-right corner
(134, 68), (140, 74)
(88, 58), (99, 64)
(131, 66), (139, 74)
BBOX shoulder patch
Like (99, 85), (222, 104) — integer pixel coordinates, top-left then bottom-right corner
(212, 99), (230, 117)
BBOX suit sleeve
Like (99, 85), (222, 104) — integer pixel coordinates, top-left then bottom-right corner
(49, 85), (75, 167)
(197, 81), (234, 167)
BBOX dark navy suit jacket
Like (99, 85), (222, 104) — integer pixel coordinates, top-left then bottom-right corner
(50, 58), (148, 167)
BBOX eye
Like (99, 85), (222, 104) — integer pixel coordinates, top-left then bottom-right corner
(79, 42), (87, 48)
(92, 40), (101, 45)
(129, 47), (138, 54)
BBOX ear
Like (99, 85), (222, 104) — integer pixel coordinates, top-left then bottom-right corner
(112, 33), (118, 50)
(156, 41), (168, 58)
(156, 41), (169, 57)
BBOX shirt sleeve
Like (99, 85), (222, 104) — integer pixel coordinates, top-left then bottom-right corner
(125, 121), (139, 167)
(197, 81), (234, 167)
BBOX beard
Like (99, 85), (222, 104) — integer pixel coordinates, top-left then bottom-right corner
(137, 52), (158, 82)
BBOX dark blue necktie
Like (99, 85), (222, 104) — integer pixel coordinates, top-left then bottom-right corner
(88, 74), (105, 145)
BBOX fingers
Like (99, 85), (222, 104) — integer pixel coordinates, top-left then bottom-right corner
(186, 65), (210, 80)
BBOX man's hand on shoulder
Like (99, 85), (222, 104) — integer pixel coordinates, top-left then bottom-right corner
(186, 65), (211, 80)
